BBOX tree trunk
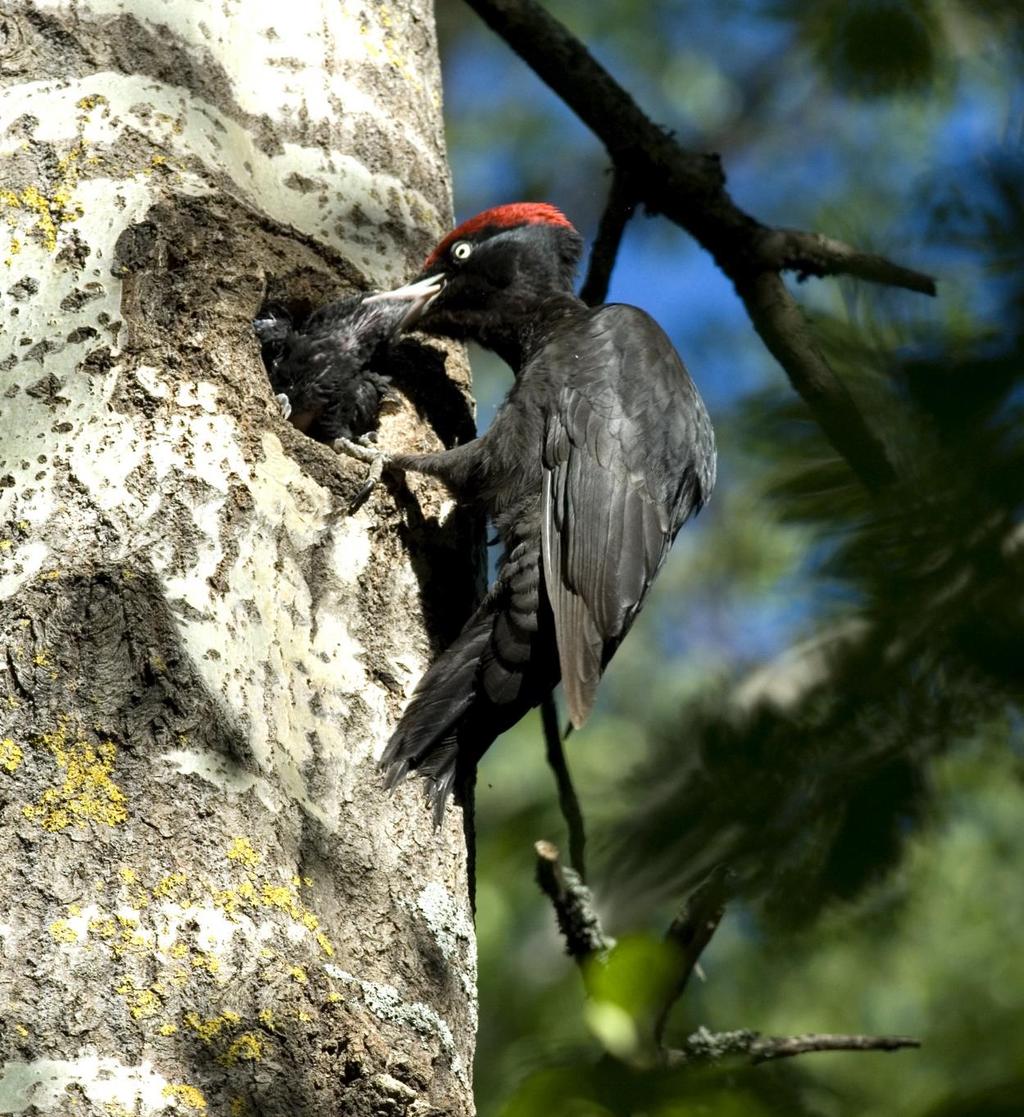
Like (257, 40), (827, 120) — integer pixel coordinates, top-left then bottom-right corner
(0, 3), (479, 1114)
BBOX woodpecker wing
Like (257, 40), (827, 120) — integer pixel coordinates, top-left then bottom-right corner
(541, 304), (715, 727)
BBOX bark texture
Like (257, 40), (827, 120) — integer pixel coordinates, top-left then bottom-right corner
(0, 2), (479, 1114)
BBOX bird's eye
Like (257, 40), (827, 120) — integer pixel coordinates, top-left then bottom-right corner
(450, 241), (473, 262)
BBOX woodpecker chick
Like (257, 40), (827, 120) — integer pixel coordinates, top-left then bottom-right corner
(362, 204), (716, 822)
(254, 275), (443, 444)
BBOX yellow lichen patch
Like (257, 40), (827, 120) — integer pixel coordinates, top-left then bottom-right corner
(15, 1023), (29, 1037)
(22, 727), (127, 831)
(212, 887), (242, 915)
(184, 1010), (239, 1044)
(153, 871), (189, 900)
(221, 1032), (262, 1065)
(161, 1084), (207, 1111)
(288, 966), (308, 985)
(89, 916), (117, 939)
(260, 883), (302, 919)
(296, 1011), (312, 1023)
(76, 93), (109, 112)
(257, 1008), (276, 1029)
(48, 918), (79, 944)
(112, 913), (149, 956)
(1, 96), (106, 259)
(33, 652), (50, 667)
(159, 1022), (178, 1036)
(116, 980), (163, 1020)
(226, 836), (260, 867)
(190, 951), (221, 976)
(325, 991), (343, 1004)
(1, 737), (23, 773)
(315, 932), (335, 957)
(119, 867), (138, 885)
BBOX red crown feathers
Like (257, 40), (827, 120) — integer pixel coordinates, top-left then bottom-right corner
(424, 203), (576, 269)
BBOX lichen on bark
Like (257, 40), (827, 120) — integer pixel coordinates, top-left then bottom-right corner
(0, 2), (478, 1114)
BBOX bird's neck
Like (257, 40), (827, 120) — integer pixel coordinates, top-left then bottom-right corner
(477, 292), (587, 370)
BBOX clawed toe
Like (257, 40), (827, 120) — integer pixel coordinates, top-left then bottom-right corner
(333, 436), (389, 512)
(332, 436), (379, 464)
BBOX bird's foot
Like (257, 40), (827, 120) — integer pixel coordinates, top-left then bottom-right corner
(333, 434), (390, 511)
(275, 392), (292, 421)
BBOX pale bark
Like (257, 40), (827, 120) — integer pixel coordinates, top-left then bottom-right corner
(0, 2), (478, 1114)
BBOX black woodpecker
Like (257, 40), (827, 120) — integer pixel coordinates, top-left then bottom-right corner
(255, 275), (442, 443)
(342, 204), (716, 822)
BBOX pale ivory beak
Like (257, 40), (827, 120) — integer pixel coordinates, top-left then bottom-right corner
(363, 274), (445, 330)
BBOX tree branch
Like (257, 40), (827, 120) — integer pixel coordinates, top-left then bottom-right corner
(750, 1031), (922, 1064)
(757, 228), (936, 295)
(463, 0), (936, 491)
(541, 695), (588, 879)
(734, 271), (897, 490)
(653, 868), (731, 1046)
(580, 168), (636, 306)
(534, 840), (613, 965)
(667, 1026), (921, 1066)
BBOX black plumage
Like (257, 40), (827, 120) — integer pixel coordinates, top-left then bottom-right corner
(373, 205), (716, 821)
(255, 277), (441, 442)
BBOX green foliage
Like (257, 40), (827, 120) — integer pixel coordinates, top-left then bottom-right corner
(792, 0), (941, 96)
(441, 2), (1024, 1115)
(583, 936), (680, 1059)
(607, 149), (1024, 920)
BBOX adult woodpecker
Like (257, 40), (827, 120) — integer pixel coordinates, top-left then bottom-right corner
(254, 276), (442, 445)
(342, 203), (716, 822)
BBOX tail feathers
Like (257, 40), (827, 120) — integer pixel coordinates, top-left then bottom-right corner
(380, 603), (496, 820)
(382, 734), (459, 828)
(381, 543), (552, 823)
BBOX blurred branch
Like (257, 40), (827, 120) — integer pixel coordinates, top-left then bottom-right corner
(735, 271), (895, 488)
(541, 695), (588, 879)
(667, 1026), (921, 1066)
(580, 169), (636, 306)
(653, 868), (731, 1046)
(463, 0), (936, 491)
(758, 228), (936, 295)
(535, 840), (612, 965)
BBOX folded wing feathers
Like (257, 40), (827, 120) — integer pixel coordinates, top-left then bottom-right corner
(541, 315), (708, 729)
(380, 541), (546, 819)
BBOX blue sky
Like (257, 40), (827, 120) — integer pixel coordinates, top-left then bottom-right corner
(438, 4), (1019, 679)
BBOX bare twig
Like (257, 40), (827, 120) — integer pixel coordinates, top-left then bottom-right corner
(757, 229), (937, 295)
(751, 1031), (922, 1063)
(653, 868), (731, 1046)
(534, 840), (613, 965)
(734, 271), (896, 490)
(580, 169), (636, 306)
(540, 694), (587, 879)
(463, 0), (937, 491)
(667, 1026), (920, 1066)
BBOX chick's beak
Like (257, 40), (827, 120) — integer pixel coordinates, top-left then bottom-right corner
(363, 273), (445, 331)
